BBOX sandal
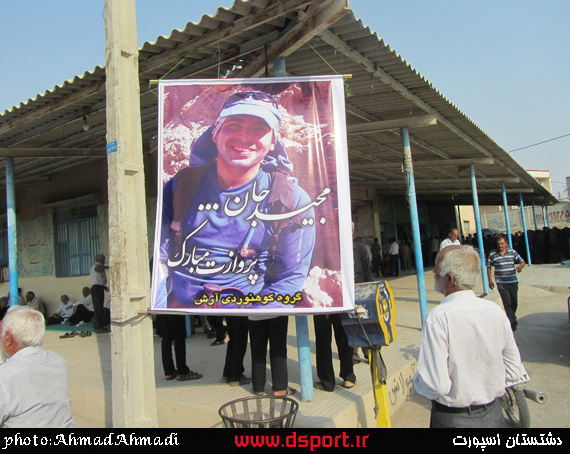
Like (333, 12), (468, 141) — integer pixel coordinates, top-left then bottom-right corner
(165, 374), (177, 381)
(274, 388), (296, 397)
(59, 332), (74, 339)
(177, 370), (203, 381)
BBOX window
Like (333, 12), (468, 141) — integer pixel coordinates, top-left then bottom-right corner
(55, 202), (99, 277)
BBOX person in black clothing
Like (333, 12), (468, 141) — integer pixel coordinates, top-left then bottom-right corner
(156, 314), (202, 381)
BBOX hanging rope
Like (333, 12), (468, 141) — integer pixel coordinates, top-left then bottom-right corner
(148, 56), (189, 96)
(309, 45), (352, 98)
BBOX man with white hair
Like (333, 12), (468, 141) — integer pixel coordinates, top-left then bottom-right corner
(413, 245), (525, 428)
(0, 306), (74, 428)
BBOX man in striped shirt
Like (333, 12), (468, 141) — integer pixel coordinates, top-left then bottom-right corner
(486, 235), (526, 331)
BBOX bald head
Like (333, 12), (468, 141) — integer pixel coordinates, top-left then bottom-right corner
(448, 229), (459, 241)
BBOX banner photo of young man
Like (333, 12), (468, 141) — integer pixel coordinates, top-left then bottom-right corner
(151, 76), (353, 315)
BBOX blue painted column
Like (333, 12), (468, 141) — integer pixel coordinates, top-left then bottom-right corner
(390, 196), (400, 274)
(6, 158), (19, 306)
(274, 56), (313, 402)
(502, 183), (513, 248)
(401, 128), (428, 325)
(532, 200), (538, 231)
(519, 193), (532, 266)
(470, 165), (489, 294)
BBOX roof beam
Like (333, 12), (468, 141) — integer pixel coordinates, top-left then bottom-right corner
(0, 148), (105, 158)
(349, 157), (495, 171)
(236, 0), (350, 78)
(347, 115), (437, 134)
(139, 0), (315, 74)
(351, 177), (520, 186)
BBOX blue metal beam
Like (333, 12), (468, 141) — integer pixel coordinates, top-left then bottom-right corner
(6, 158), (18, 306)
(520, 193), (532, 266)
(471, 165), (489, 294)
(274, 56), (313, 402)
(401, 128), (428, 326)
(502, 183), (513, 247)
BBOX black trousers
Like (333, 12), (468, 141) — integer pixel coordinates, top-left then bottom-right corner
(68, 305), (94, 325)
(158, 314), (189, 376)
(497, 282), (519, 331)
(248, 316), (289, 393)
(208, 316), (226, 342)
(222, 316), (249, 381)
(313, 314), (356, 391)
(90, 284), (106, 329)
(390, 254), (399, 276)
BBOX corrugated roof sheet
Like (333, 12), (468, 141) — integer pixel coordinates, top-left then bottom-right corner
(0, 0), (556, 205)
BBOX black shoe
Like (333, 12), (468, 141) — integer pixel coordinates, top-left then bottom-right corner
(229, 375), (252, 386)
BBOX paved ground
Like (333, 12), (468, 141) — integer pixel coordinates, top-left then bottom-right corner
(41, 263), (569, 428)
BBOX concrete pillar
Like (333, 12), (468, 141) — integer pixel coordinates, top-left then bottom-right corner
(104, 0), (157, 427)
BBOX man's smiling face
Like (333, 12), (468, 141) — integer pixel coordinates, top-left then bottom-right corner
(214, 114), (275, 174)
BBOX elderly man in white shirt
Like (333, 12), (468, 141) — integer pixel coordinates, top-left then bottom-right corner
(68, 287), (95, 326)
(0, 306), (74, 428)
(90, 254), (110, 333)
(45, 295), (75, 325)
(439, 228), (461, 250)
(413, 245), (525, 428)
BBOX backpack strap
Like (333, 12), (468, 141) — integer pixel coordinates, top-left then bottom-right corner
(170, 163), (214, 250)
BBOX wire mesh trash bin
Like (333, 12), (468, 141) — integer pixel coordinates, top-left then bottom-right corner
(219, 396), (299, 428)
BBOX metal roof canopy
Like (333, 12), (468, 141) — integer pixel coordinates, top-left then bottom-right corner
(0, 0), (557, 207)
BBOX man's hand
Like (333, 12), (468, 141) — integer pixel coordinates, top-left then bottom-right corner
(489, 280), (495, 290)
(516, 262), (526, 273)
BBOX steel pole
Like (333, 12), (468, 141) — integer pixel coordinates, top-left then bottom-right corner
(401, 128), (428, 325)
(274, 56), (313, 402)
(532, 199), (538, 231)
(471, 165), (489, 293)
(520, 193), (532, 266)
(502, 183), (513, 247)
(5, 158), (18, 306)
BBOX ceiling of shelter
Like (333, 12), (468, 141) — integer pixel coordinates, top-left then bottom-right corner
(0, 0), (557, 206)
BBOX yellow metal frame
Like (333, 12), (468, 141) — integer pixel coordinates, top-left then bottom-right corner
(368, 349), (391, 428)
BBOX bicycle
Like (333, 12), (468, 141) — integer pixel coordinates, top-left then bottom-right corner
(478, 293), (547, 428)
(500, 366), (546, 428)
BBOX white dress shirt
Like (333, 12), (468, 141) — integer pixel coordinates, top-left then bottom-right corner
(0, 347), (74, 428)
(413, 290), (525, 407)
(439, 238), (461, 250)
(74, 294), (94, 312)
(90, 261), (107, 286)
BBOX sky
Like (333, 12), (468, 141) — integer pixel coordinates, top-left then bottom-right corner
(1, 0), (569, 198)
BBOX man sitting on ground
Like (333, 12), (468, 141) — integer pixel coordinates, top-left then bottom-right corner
(45, 295), (75, 325)
(0, 306), (74, 428)
(24, 291), (45, 315)
(68, 287), (95, 326)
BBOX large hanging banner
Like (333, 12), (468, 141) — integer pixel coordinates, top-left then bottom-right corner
(151, 76), (353, 315)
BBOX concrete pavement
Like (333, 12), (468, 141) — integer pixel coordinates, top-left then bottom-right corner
(42, 263), (570, 428)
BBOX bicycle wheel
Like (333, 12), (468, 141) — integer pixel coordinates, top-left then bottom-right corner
(501, 388), (531, 428)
